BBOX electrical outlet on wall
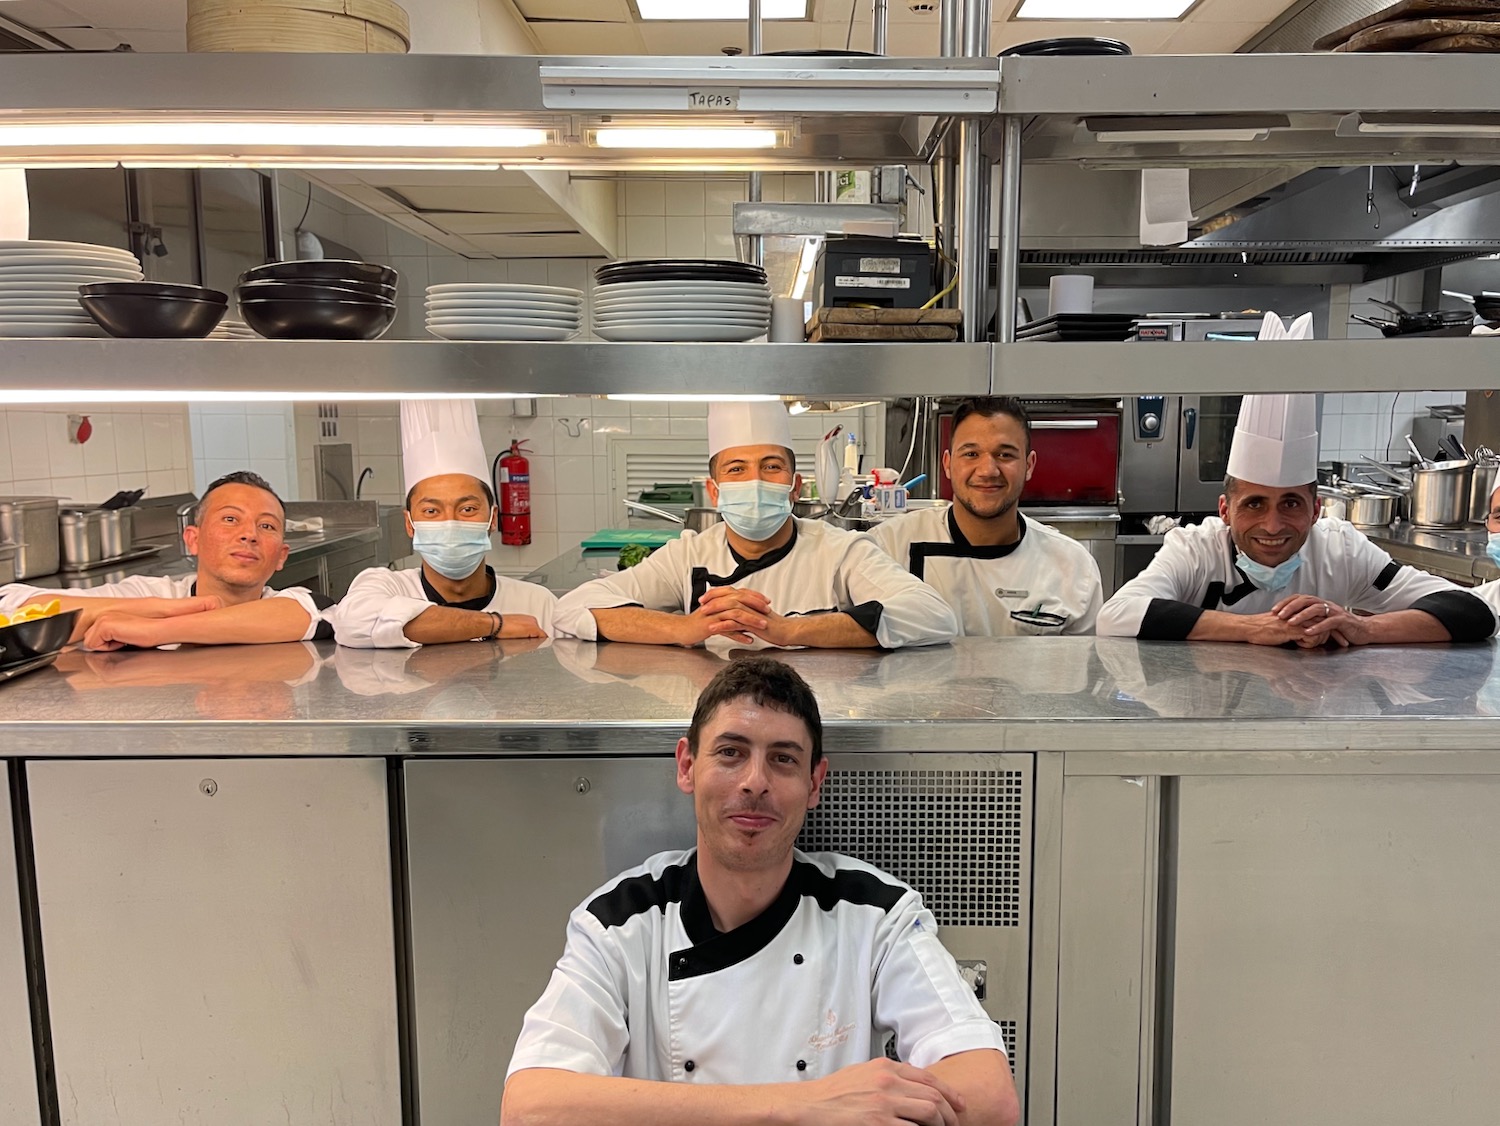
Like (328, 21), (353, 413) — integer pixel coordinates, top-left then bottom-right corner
(317, 402), (340, 440)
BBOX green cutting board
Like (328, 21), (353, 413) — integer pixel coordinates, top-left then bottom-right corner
(581, 528), (682, 550)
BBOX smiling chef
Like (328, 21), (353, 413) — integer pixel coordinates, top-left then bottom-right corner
(553, 400), (956, 651)
(1097, 392), (1495, 646)
(871, 396), (1103, 636)
(332, 398), (555, 648)
(502, 655), (1019, 1126)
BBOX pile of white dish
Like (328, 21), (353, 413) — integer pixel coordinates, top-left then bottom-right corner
(592, 280), (772, 342)
(208, 315), (257, 341)
(0, 240), (144, 338)
(425, 283), (583, 341)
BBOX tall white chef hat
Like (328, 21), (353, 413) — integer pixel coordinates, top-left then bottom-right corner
(1226, 394), (1320, 488)
(401, 398), (490, 495)
(707, 400), (793, 458)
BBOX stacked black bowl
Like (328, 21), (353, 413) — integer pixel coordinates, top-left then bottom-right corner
(78, 281), (228, 338)
(236, 260), (398, 341)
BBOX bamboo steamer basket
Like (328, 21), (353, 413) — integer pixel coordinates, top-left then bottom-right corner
(187, 0), (409, 53)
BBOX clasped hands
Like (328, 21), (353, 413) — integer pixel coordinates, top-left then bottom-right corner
(679, 585), (797, 648)
(1245, 594), (1371, 649)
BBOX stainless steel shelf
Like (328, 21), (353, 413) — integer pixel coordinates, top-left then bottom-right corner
(992, 339), (1500, 397)
(999, 53), (1500, 118)
(0, 339), (992, 399)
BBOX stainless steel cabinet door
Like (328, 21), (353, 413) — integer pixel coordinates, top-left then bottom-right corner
(27, 759), (401, 1126)
(1170, 775), (1500, 1126)
(1, 782), (41, 1126)
(404, 757), (696, 1126)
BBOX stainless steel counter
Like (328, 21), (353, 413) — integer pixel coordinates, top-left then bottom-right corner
(4, 636), (1499, 761)
(1362, 520), (1500, 586)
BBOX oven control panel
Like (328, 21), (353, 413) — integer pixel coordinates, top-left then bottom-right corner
(1133, 396), (1166, 443)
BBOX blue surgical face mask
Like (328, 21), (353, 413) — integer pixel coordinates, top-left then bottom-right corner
(1488, 532), (1500, 570)
(1236, 549), (1303, 592)
(412, 519), (492, 580)
(715, 479), (793, 541)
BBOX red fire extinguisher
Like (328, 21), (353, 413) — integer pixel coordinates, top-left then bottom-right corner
(498, 439), (532, 546)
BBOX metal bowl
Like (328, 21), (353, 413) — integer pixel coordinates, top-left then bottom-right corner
(240, 259), (398, 288)
(239, 297), (397, 341)
(0, 609), (79, 666)
(78, 291), (228, 339)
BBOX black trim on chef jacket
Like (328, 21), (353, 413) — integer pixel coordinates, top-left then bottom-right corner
(687, 522), (886, 638)
(1136, 543), (1261, 641)
(189, 581), (336, 641)
(586, 852), (907, 981)
(419, 564), (498, 611)
(907, 509), (1028, 582)
(1373, 560), (1402, 592)
(1410, 590), (1497, 643)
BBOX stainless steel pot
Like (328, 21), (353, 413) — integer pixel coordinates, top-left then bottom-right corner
(98, 507), (136, 558)
(793, 498), (830, 520)
(1410, 459), (1474, 528)
(59, 509), (106, 567)
(684, 507), (723, 533)
(1345, 489), (1400, 528)
(1468, 460), (1500, 523)
(0, 496), (61, 579)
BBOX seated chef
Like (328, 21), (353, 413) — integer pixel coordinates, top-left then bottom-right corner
(871, 396), (1103, 635)
(502, 655), (1020, 1126)
(553, 401), (957, 650)
(1097, 394), (1495, 646)
(0, 470), (330, 650)
(333, 399), (555, 648)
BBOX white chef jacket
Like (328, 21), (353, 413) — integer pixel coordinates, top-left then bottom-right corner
(0, 573), (328, 642)
(332, 564), (557, 648)
(1096, 517), (1495, 642)
(1474, 579), (1500, 619)
(553, 519), (957, 650)
(507, 848), (1006, 1085)
(871, 506), (1102, 637)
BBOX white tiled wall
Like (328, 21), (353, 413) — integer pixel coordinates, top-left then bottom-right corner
(190, 404), (298, 498)
(0, 405), (194, 504)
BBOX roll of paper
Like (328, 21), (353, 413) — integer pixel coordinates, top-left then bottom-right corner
(1140, 168), (1192, 246)
(1048, 274), (1094, 316)
(770, 296), (807, 343)
(0, 170), (29, 240)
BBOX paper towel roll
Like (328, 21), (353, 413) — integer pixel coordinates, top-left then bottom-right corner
(1048, 275), (1094, 316)
(0, 170), (29, 240)
(770, 296), (807, 343)
(1139, 168), (1192, 246)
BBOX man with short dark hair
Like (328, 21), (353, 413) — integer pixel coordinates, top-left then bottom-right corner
(1098, 394), (1494, 645)
(0, 470), (331, 650)
(333, 399), (553, 648)
(872, 396), (1103, 635)
(503, 656), (1019, 1126)
(555, 401), (956, 650)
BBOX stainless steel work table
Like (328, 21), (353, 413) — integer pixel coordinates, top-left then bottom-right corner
(1362, 520), (1500, 586)
(3, 636), (1500, 1126)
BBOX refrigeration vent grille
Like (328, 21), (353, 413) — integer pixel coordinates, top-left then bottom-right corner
(796, 769), (1024, 928)
(1020, 249), (1356, 266)
(885, 1020), (1016, 1070)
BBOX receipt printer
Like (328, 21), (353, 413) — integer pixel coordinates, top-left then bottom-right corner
(811, 236), (935, 310)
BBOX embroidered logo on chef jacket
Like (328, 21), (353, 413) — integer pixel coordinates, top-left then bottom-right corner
(807, 1009), (856, 1054)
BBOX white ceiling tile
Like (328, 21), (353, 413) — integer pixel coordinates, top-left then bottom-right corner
(49, 0), (185, 31)
(532, 19), (648, 52)
(518, 0), (633, 19)
(1157, 20), (1264, 51)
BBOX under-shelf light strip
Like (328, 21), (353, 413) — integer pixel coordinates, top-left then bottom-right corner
(2, 390), (552, 404)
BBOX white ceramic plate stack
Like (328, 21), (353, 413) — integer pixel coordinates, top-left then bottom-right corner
(425, 283), (583, 341)
(0, 240), (145, 338)
(591, 259), (771, 343)
(208, 316), (257, 340)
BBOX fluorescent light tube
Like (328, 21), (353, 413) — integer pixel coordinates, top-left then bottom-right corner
(607, 394), (783, 402)
(0, 390), (549, 404)
(637, 0), (807, 18)
(0, 121), (549, 150)
(593, 128), (779, 149)
(1015, 0), (1193, 17)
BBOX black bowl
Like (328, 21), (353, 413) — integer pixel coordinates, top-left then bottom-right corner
(0, 609), (80, 666)
(78, 281), (228, 303)
(239, 298), (396, 341)
(1001, 37), (1132, 56)
(238, 277), (396, 301)
(241, 259), (398, 288)
(78, 292), (228, 339)
(235, 281), (395, 307)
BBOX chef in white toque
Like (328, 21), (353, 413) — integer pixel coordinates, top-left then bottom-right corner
(554, 401), (956, 650)
(332, 399), (555, 648)
(1097, 388), (1494, 646)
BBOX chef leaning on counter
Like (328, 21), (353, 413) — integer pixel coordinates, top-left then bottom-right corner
(871, 396), (1103, 636)
(554, 401), (957, 650)
(1097, 376), (1496, 645)
(0, 471), (332, 650)
(333, 398), (555, 648)
(503, 656), (1019, 1126)
(1476, 481), (1500, 617)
